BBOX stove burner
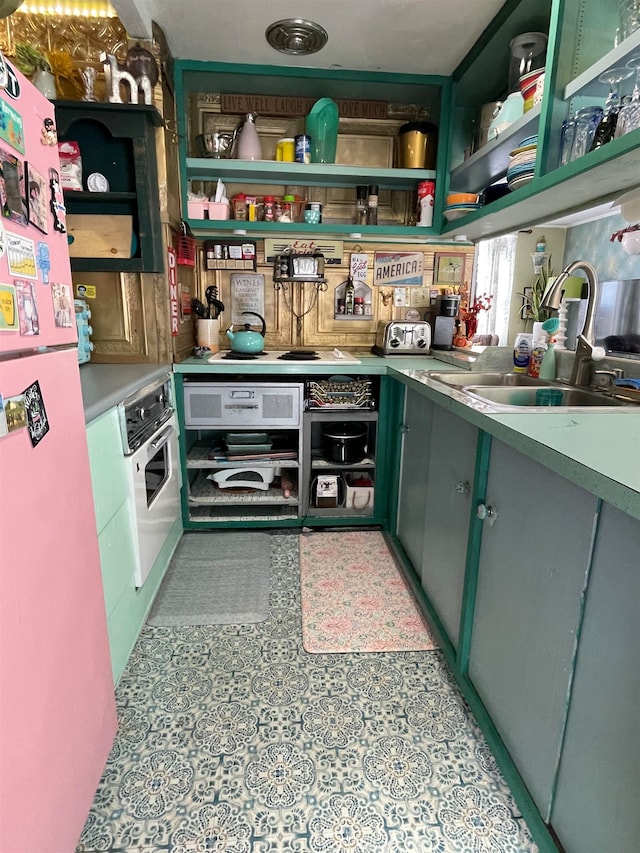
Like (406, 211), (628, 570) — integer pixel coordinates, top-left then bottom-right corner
(278, 350), (320, 360)
(221, 351), (267, 360)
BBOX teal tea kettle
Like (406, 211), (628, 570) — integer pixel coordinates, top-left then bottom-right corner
(226, 312), (266, 353)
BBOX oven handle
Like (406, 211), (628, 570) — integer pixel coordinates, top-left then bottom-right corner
(149, 424), (175, 454)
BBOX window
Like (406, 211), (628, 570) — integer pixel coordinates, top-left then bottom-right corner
(473, 234), (517, 344)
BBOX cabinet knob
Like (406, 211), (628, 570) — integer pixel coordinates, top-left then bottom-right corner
(454, 481), (470, 494)
(476, 502), (497, 525)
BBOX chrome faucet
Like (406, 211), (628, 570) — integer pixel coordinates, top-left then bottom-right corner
(540, 259), (606, 387)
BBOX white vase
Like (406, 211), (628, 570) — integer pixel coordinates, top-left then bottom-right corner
(235, 113), (262, 161)
(32, 68), (57, 100)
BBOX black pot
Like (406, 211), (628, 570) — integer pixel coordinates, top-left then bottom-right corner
(322, 423), (367, 464)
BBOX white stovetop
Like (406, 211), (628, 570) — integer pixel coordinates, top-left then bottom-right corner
(208, 349), (361, 365)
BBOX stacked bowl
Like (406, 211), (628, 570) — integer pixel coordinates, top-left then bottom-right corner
(507, 135), (537, 191)
(443, 192), (482, 221)
(519, 69), (544, 112)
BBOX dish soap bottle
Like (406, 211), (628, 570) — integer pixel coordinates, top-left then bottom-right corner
(539, 339), (556, 380)
(235, 113), (262, 161)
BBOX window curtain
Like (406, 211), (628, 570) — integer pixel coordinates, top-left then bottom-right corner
(473, 234), (517, 344)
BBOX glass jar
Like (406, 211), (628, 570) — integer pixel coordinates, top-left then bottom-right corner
(231, 193), (247, 220)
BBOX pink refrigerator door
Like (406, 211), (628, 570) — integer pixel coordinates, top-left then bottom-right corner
(0, 62), (77, 354)
(0, 348), (116, 853)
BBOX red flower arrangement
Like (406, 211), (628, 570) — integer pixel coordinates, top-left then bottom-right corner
(461, 293), (493, 340)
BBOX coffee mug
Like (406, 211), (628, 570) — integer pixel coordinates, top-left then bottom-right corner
(304, 208), (321, 225)
(276, 138), (295, 162)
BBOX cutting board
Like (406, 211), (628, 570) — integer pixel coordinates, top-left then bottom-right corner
(67, 214), (133, 258)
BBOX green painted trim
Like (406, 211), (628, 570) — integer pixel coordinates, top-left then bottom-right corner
(384, 381), (406, 532)
(186, 158), (436, 189)
(175, 58), (447, 88)
(457, 429), (492, 675)
(452, 0), (524, 80)
(185, 219), (445, 240)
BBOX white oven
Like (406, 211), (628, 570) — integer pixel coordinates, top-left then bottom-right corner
(126, 413), (181, 588)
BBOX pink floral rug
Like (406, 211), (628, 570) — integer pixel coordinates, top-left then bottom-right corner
(300, 531), (437, 653)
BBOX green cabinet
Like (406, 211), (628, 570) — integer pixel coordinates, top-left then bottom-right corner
(87, 407), (181, 684)
(550, 502), (640, 853)
(173, 60), (447, 239)
(396, 389), (479, 652)
(444, 0), (640, 241)
(468, 439), (597, 818)
(54, 101), (165, 273)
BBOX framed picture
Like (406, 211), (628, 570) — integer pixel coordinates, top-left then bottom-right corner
(434, 252), (465, 285)
(26, 163), (48, 234)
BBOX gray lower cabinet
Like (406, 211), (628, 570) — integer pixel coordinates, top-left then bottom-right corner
(397, 389), (434, 569)
(419, 406), (477, 649)
(397, 389), (477, 650)
(550, 502), (640, 853)
(468, 439), (598, 819)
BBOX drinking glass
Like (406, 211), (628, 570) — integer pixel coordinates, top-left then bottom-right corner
(589, 66), (634, 150)
(614, 55), (640, 137)
(559, 117), (576, 166)
(570, 106), (604, 159)
(616, 0), (640, 45)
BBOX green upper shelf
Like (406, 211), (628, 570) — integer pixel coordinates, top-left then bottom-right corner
(186, 159), (437, 190)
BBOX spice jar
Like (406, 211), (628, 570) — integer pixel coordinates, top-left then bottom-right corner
(354, 297), (365, 315)
(263, 195), (275, 221)
(231, 193), (247, 220)
(366, 184), (379, 225)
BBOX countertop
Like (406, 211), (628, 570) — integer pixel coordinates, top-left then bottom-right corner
(79, 363), (172, 423)
(174, 349), (640, 519)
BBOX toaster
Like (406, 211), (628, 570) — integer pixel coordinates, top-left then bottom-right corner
(372, 320), (432, 355)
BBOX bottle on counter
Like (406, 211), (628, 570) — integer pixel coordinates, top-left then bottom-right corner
(355, 185), (368, 225)
(344, 278), (355, 314)
(366, 184), (379, 225)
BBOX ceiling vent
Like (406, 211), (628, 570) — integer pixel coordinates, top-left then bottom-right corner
(265, 18), (328, 55)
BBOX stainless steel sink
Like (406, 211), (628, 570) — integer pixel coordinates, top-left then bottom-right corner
(428, 371), (548, 388)
(464, 385), (628, 408)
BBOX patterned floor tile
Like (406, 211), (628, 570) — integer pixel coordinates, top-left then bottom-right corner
(77, 533), (538, 853)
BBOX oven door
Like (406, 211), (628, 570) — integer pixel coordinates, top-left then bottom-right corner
(127, 414), (181, 588)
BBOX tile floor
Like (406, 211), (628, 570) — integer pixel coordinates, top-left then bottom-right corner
(77, 533), (538, 852)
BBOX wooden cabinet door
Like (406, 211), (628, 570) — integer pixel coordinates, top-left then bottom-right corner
(396, 389), (433, 570)
(468, 439), (597, 818)
(420, 408), (477, 650)
(550, 503), (640, 853)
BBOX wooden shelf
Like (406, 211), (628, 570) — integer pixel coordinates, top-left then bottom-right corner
(186, 158), (436, 191)
(564, 30), (640, 100)
(449, 106), (541, 194)
(70, 257), (143, 273)
(443, 132), (640, 241)
(185, 218), (442, 240)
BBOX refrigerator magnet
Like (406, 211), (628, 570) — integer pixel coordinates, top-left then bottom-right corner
(41, 117), (57, 146)
(26, 163), (48, 233)
(0, 395), (8, 438)
(7, 232), (36, 278)
(36, 242), (50, 283)
(0, 147), (27, 225)
(0, 98), (24, 154)
(49, 168), (66, 233)
(24, 380), (49, 447)
(51, 282), (73, 328)
(15, 280), (39, 335)
(3, 393), (26, 433)
(0, 282), (18, 330)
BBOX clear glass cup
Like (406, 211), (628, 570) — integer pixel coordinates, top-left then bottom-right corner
(616, 0), (640, 44)
(614, 55), (640, 137)
(559, 117), (576, 166)
(589, 67), (634, 150)
(570, 106), (604, 160)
